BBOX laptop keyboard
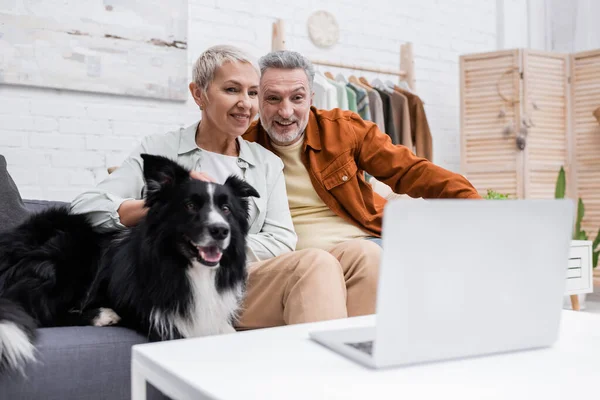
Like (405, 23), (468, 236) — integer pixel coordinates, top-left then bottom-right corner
(345, 340), (374, 355)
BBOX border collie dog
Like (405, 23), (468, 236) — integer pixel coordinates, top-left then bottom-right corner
(0, 154), (258, 373)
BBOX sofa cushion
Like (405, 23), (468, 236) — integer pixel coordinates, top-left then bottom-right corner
(0, 326), (168, 400)
(0, 154), (29, 232)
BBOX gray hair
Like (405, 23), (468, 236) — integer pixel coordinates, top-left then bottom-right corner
(192, 45), (260, 93)
(258, 50), (315, 89)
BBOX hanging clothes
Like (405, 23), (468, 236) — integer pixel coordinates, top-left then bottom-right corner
(366, 88), (385, 133)
(334, 74), (358, 113)
(345, 86), (357, 113)
(373, 87), (397, 143)
(313, 73), (338, 110)
(326, 77), (349, 110)
(350, 76), (385, 132)
(348, 82), (371, 121)
(356, 78), (384, 128)
(394, 86), (433, 161)
(389, 91), (413, 151)
(307, 53), (433, 162)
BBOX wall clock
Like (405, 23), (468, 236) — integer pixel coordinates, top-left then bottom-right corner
(307, 10), (339, 48)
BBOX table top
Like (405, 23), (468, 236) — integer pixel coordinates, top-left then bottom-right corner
(132, 311), (600, 400)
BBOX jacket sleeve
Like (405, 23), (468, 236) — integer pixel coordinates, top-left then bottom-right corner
(245, 161), (297, 263)
(352, 115), (481, 199)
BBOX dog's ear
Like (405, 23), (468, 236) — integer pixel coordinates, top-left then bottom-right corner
(224, 175), (260, 199)
(141, 154), (190, 203)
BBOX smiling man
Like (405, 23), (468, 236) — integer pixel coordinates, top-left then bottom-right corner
(243, 50), (480, 314)
(245, 50), (481, 250)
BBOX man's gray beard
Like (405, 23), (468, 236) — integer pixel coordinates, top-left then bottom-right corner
(269, 130), (301, 145)
(260, 117), (303, 145)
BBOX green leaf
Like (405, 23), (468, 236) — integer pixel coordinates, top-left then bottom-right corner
(574, 198), (585, 240)
(554, 166), (566, 199)
(484, 189), (510, 200)
(592, 228), (600, 250)
(593, 229), (600, 269)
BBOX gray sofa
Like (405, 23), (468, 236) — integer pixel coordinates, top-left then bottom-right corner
(0, 156), (166, 399)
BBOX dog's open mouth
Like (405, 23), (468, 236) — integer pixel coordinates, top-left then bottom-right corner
(184, 236), (224, 267)
(196, 245), (222, 267)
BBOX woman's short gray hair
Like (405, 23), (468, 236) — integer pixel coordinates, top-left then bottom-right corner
(258, 51), (315, 89)
(192, 45), (260, 93)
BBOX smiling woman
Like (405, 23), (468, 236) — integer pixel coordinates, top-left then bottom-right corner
(68, 44), (371, 334)
(69, 44), (298, 261)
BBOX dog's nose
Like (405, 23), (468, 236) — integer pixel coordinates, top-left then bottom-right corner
(208, 223), (230, 240)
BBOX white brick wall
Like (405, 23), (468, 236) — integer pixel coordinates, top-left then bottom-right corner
(0, 0), (498, 201)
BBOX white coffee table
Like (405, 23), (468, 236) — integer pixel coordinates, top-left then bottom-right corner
(132, 311), (600, 400)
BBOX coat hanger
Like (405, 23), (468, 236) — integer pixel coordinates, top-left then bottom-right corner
(324, 71), (335, 80)
(371, 77), (392, 93)
(395, 80), (411, 92)
(384, 79), (396, 88)
(350, 75), (371, 91)
(385, 79), (405, 94)
(336, 73), (348, 83)
(349, 75), (361, 84)
(371, 77), (384, 87)
(358, 76), (374, 89)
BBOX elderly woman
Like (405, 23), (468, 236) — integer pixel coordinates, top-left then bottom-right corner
(71, 45), (368, 330)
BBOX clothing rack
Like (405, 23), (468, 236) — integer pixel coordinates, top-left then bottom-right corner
(271, 19), (416, 91)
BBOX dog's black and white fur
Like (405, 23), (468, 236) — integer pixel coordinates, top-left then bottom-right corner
(0, 154), (258, 373)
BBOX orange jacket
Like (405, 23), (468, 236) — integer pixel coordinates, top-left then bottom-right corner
(244, 107), (481, 237)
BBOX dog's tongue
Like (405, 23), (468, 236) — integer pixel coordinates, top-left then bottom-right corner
(199, 246), (222, 263)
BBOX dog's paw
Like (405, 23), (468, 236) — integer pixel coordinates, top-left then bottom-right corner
(93, 308), (121, 327)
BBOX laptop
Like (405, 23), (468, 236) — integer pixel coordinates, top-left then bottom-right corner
(309, 198), (575, 369)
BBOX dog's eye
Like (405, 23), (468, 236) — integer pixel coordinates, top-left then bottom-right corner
(185, 201), (196, 211)
(221, 205), (231, 214)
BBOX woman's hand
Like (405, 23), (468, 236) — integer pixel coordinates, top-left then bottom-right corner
(118, 172), (214, 227)
(117, 199), (148, 227)
(190, 171), (216, 183)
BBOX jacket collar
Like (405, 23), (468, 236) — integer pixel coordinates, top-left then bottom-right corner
(178, 121), (257, 166)
(304, 106), (322, 151)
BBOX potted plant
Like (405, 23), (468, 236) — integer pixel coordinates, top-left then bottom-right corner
(484, 171), (599, 309)
(554, 166), (600, 309)
(554, 166), (600, 267)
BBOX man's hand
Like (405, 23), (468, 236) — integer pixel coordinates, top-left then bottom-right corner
(190, 171), (216, 183)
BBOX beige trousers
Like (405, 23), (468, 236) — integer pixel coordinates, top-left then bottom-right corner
(236, 239), (381, 330)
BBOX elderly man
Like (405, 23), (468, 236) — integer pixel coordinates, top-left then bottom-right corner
(243, 50), (480, 321)
(244, 50), (481, 252)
